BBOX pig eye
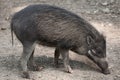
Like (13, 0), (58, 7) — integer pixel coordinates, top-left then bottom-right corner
(97, 51), (102, 54)
(96, 47), (102, 54)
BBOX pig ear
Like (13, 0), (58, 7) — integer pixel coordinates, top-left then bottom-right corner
(87, 36), (94, 45)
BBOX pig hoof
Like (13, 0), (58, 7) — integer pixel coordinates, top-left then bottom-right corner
(67, 69), (73, 73)
(22, 71), (30, 79)
(33, 66), (44, 71)
(102, 69), (110, 75)
(65, 66), (73, 73)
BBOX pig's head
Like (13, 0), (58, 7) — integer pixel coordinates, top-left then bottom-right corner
(86, 35), (110, 74)
(87, 35), (106, 58)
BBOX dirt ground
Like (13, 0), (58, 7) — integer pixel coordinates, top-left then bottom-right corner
(0, 0), (120, 80)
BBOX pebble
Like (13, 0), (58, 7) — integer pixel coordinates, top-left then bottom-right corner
(101, 2), (108, 6)
(5, 17), (10, 21)
(1, 27), (7, 30)
(102, 8), (110, 13)
(93, 10), (99, 14)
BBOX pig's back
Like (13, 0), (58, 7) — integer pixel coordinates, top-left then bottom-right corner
(12, 4), (99, 47)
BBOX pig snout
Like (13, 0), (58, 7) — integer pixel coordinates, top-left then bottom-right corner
(97, 58), (110, 74)
(87, 50), (110, 74)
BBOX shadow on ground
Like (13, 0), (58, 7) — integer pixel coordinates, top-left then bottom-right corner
(0, 55), (100, 73)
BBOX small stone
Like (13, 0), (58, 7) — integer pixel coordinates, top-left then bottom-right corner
(110, 47), (113, 50)
(101, 2), (108, 6)
(1, 27), (7, 30)
(108, 23), (112, 26)
(94, 10), (99, 14)
(5, 17), (9, 21)
(102, 8), (110, 13)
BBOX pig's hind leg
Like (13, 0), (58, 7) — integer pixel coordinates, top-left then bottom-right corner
(28, 50), (44, 71)
(20, 42), (35, 78)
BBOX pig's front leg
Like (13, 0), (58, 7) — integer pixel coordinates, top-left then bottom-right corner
(60, 48), (73, 73)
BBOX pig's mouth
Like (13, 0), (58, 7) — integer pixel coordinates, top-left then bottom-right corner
(88, 50), (106, 62)
(87, 50), (110, 74)
(88, 49), (99, 57)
